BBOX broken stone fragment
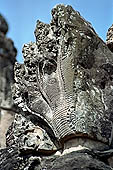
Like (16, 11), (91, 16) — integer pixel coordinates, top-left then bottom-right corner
(106, 24), (113, 52)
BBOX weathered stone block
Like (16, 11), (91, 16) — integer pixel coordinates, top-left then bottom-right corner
(0, 14), (17, 148)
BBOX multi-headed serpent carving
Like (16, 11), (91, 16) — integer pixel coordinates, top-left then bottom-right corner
(13, 5), (113, 151)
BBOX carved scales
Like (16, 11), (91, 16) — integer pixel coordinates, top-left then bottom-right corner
(13, 5), (113, 148)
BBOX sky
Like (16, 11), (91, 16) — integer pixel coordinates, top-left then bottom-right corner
(0, 0), (113, 63)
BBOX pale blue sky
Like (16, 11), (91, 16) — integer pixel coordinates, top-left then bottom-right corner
(0, 0), (113, 63)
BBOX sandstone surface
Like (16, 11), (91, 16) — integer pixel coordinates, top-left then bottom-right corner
(0, 14), (17, 148)
(1, 5), (113, 170)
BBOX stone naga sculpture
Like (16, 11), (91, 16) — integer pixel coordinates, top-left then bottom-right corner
(13, 4), (113, 155)
(1, 4), (113, 170)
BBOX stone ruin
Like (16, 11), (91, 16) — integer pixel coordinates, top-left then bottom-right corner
(0, 14), (17, 148)
(1, 4), (113, 170)
(106, 24), (113, 52)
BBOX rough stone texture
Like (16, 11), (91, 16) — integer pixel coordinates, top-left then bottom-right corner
(6, 114), (57, 153)
(1, 147), (113, 170)
(0, 14), (8, 34)
(106, 24), (113, 52)
(0, 110), (14, 148)
(0, 14), (17, 148)
(13, 4), (113, 148)
(41, 150), (113, 170)
(1, 4), (113, 170)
